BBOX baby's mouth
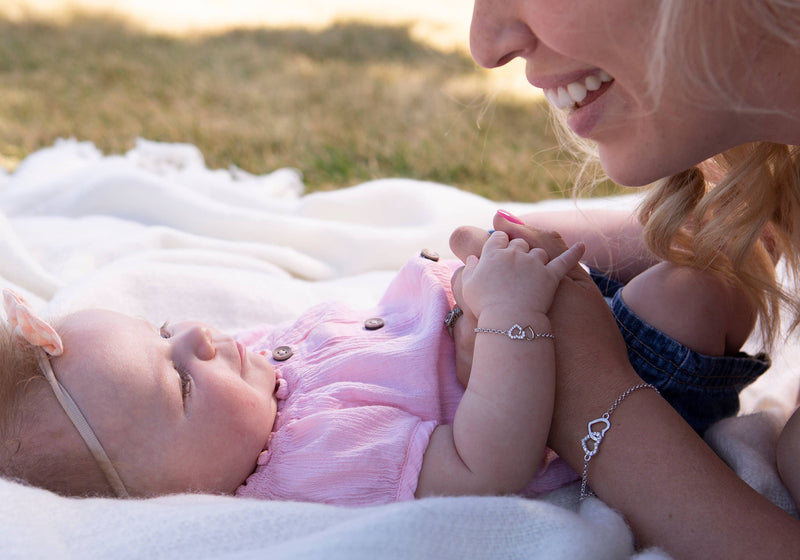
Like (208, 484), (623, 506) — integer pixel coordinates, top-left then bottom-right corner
(543, 70), (614, 112)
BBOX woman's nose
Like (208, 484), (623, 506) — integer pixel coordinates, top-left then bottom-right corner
(470, 0), (537, 68)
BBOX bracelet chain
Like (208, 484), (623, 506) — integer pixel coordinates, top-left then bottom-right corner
(579, 383), (659, 500)
(474, 324), (554, 341)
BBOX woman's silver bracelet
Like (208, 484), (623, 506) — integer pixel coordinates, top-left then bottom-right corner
(579, 383), (660, 500)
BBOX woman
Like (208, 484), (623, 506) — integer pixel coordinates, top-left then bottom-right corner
(459, 1), (800, 558)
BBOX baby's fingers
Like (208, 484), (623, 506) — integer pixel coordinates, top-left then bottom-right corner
(483, 230), (510, 252)
(545, 242), (586, 278)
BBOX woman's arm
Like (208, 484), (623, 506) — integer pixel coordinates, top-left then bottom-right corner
(416, 233), (584, 497)
(517, 207), (657, 283)
(544, 270), (799, 559)
(451, 212), (800, 559)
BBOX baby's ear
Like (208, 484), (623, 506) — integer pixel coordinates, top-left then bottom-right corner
(449, 226), (489, 262)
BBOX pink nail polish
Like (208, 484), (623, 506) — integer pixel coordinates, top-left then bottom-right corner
(496, 209), (524, 225)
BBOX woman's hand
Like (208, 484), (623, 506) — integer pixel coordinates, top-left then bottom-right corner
(449, 214), (640, 450)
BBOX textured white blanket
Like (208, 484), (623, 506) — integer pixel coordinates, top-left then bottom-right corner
(0, 139), (796, 559)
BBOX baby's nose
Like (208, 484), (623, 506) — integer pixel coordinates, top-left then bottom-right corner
(189, 325), (216, 361)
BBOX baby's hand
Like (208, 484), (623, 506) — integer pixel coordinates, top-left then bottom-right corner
(461, 231), (584, 317)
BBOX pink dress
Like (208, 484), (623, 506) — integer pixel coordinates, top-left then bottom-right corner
(234, 254), (577, 505)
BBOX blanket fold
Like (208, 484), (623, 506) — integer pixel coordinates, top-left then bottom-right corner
(1, 138), (797, 559)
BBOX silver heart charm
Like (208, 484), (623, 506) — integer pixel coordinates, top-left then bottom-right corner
(587, 417), (610, 443)
(581, 434), (600, 458)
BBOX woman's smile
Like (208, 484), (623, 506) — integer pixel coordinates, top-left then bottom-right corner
(541, 70), (614, 112)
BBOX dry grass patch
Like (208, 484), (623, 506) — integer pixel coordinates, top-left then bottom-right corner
(0, 10), (619, 200)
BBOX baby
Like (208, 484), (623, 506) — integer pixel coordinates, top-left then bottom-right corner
(0, 218), (770, 503)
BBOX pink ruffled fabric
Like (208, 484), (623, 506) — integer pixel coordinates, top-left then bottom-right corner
(235, 256), (577, 505)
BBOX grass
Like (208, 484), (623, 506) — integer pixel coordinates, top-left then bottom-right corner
(0, 9), (618, 201)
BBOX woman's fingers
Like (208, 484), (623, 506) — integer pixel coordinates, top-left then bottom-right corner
(450, 214), (569, 262)
(492, 213), (589, 280)
(450, 215), (588, 283)
(492, 212), (569, 258)
(449, 226), (490, 261)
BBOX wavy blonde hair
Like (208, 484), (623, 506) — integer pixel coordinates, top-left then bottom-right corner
(639, 144), (800, 349)
(556, 0), (800, 349)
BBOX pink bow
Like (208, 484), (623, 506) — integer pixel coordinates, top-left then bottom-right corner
(3, 289), (63, 356)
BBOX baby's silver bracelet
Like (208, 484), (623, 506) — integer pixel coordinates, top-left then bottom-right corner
(474, 324), (554, 341)
(579, 383), (659, 500)
(444, 306), (463, 338)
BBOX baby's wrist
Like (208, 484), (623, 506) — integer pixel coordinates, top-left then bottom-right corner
(476, 306), (551, 332)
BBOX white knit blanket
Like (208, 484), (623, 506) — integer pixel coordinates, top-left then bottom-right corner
(1, 138), (797, 559)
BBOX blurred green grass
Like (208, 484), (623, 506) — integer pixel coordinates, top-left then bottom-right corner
(0, 11), (617, 201)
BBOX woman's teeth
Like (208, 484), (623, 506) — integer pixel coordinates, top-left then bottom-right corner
(544, 71), (613, 111)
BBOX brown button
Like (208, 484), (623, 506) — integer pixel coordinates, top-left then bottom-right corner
(364, 317), (385, 330)
(272, 346), (293, 361)
(420, 249), (439, 262)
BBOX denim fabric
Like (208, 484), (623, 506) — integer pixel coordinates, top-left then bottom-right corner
(589, 268), (771, 434)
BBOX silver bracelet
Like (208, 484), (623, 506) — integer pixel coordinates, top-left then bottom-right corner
(444, 306), (463, 338)
(474, 324), (554, 341)
(579, 383), (659, 500)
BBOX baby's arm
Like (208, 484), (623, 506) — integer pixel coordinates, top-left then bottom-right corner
(449, 209), (651, 386)
(416, 232), (584, 496)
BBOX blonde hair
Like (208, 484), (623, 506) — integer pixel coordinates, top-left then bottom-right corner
(557, 0), (800, 349)
(639, 144), (800, 348)
(643, 1), (800, 348)
(0, 324), (112, 497)
(649, 1), (800, 113)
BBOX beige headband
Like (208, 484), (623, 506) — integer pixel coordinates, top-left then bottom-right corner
(3, 289), (129, 498)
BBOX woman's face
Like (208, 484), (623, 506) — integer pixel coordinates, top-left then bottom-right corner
(469, 0), (745, 186)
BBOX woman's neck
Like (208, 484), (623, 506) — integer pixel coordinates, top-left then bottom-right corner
(740, 38), (800, 145)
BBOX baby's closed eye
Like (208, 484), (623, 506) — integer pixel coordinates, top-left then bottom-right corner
(160, 321), (192, 401)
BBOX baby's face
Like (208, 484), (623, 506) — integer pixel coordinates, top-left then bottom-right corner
(50, 309), (278, 496)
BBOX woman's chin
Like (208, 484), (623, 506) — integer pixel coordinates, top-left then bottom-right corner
(598, 150), (669, 188)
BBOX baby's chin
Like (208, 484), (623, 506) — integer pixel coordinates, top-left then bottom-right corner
(246, 350), (278, 394)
